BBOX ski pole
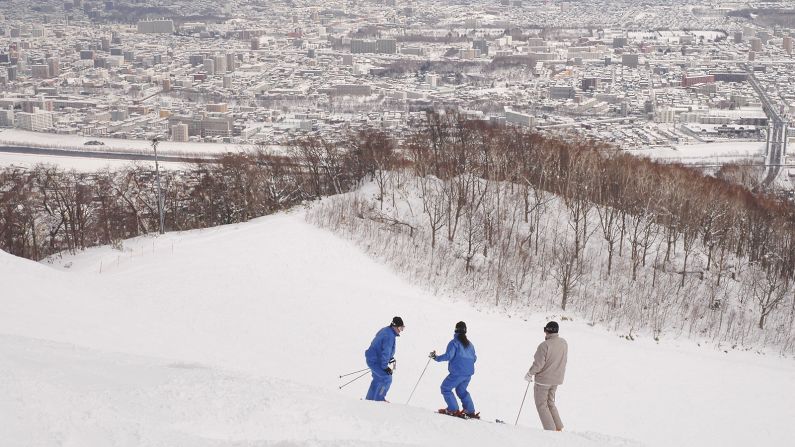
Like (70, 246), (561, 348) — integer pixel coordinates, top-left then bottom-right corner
(339, 367), (370, 378)
(339, 370), (370, 390)
(515, 382), (530, 426)
(406, 357), (432, 405)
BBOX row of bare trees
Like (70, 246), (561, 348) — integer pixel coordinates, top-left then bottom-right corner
(0, 143), (383, 261)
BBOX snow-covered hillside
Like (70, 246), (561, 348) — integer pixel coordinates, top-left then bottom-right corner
(2, 211), (794, 447)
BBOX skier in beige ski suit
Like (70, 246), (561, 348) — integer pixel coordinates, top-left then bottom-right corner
(524, 321), (568, 431)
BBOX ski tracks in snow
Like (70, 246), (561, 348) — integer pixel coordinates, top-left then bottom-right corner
(0, 334), (640, 447)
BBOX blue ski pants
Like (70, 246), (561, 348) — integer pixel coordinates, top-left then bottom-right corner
(441, 374), (475, 413)
(365, 363), (392, 401)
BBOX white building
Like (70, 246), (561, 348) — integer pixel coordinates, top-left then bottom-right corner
(203, 59), (216, 75)
(17, 110), (53, 131)
(213, 55), (227, 74)
(505, 110), (536, 127)
(171, 122), (189, 142)
(654, 108), (676, 123)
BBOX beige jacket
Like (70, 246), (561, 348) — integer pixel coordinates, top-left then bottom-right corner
(525, 333), (568, 386)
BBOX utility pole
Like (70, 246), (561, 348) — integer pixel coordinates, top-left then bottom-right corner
(152, 137), (165, 235)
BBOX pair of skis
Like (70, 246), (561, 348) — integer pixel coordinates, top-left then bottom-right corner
(437, 411), (505, 424)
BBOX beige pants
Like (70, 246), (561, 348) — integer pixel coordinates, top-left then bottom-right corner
(533, 384), (563, 431)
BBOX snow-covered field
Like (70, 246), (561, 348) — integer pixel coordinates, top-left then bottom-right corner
(627, 141), (766, 163)
(2, 210), (794, 447)
(0, 151), (192, 171)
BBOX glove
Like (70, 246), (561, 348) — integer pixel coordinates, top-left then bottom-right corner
(429, 350), (437, 359)
(524, 371), (534, 383)
(384, 367), (393, 375)
(389, 358), (397, 371)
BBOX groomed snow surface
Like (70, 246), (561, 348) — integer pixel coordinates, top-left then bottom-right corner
(2, 211), (794, 447)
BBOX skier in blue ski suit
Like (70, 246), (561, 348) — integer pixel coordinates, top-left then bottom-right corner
(364, 316), (404, 401)
(430, 321), (478, 418)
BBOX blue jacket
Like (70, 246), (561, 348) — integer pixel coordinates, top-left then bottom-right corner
(365, 326), (398, 370)
(435, 334), (476, 376)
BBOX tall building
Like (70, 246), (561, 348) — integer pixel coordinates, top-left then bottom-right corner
(111, 109), (129, 121)
(581, 77), (599, 91)
(750, 37), (762, 52)
(203, 58), (215, 75)
(207, 103), (228, 113)
(31, 64), (50, 79)
(376, 39), (397, 54)
(17, 110), (54, 131)
(213, 55), (227, 74)
(784, 36), (793, 55)
(621, 54), (639, 68)
(0, 109), (14, 127)
(30, 27), (46, 38)
(505, 110), (535, 127)
(226, 53), (235, 72)
(734, 31), (743, 43)
(351, 39), (378, 54)
(549, 85), (576, 99)
(171, 122), (189, 142)
(473, 40), (489, 56)
(189, 54), (204, 66)
(47, 57), (60, 77)
(167, 114), (233, 138)
(681, 73), (715, 87)
(251, 38), (260, 51)
(137, 19), (175, 34)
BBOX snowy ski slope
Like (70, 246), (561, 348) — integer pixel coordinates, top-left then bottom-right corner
(1, 211), (793, 447)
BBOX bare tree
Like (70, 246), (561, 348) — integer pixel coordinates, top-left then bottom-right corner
(551, 239), (585, 310)
(750, 261), (789, 330)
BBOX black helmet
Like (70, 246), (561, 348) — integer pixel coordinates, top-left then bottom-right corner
(544, 321), (559, 333)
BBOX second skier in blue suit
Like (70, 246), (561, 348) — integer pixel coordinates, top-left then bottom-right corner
(364, 316), (404, 401)
(430, 321), (479, 418)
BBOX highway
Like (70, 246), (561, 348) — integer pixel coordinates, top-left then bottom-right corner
(742, 64), (789, 186)
(0, 145), (212, 164)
